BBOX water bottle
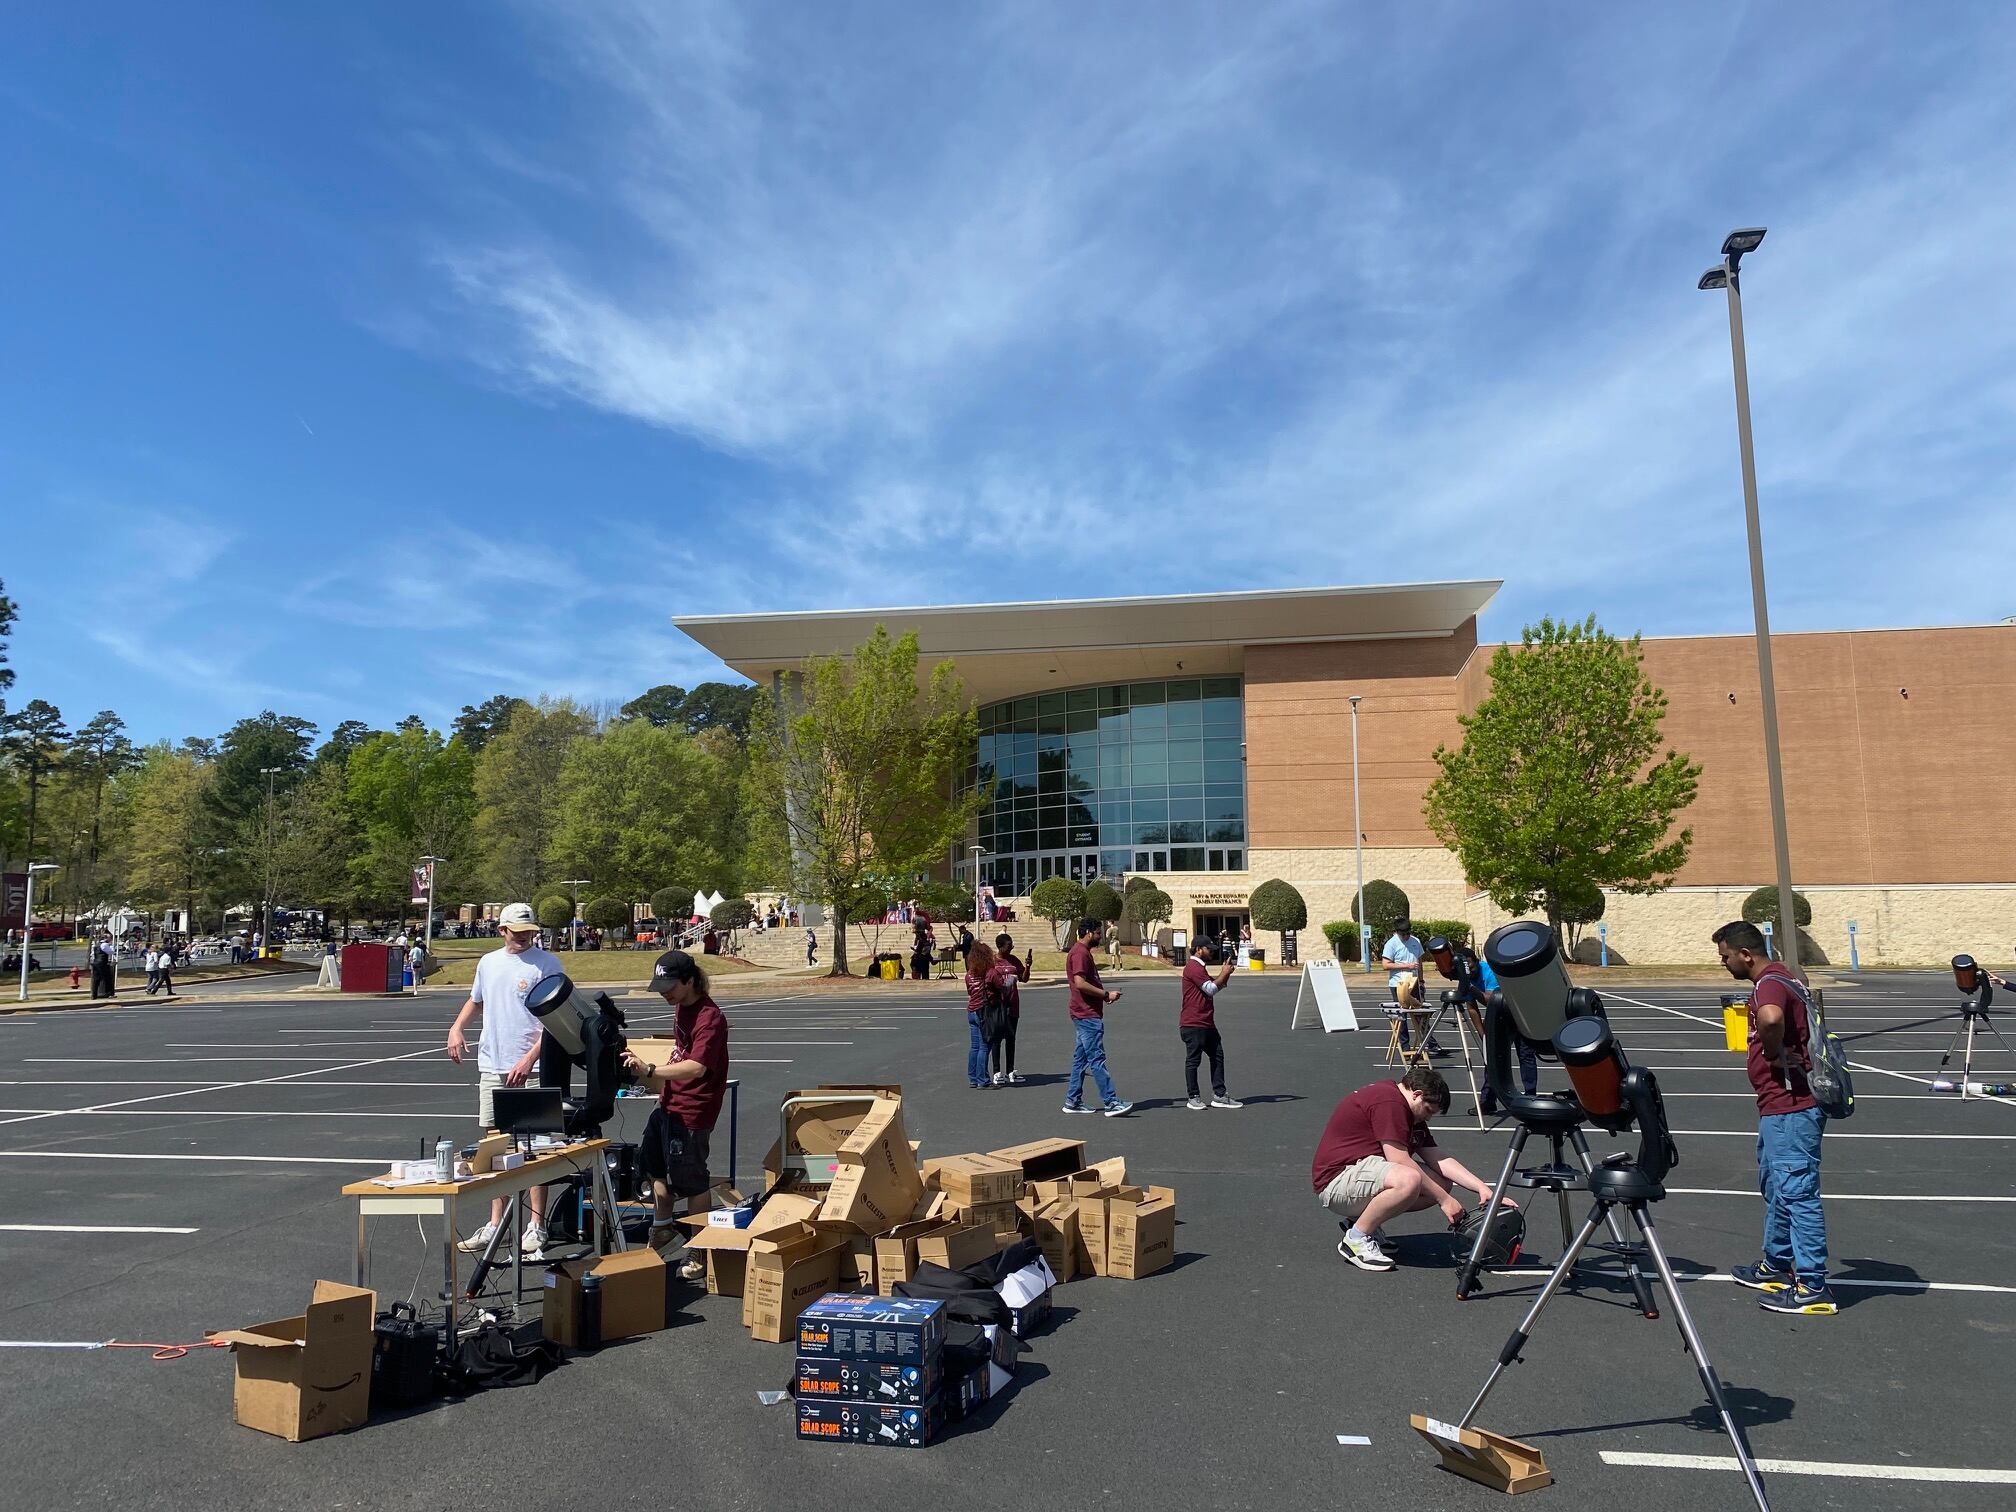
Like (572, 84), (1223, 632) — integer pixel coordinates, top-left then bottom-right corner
(434, 1138), (454, 1181)
(579, 1271), (604, 1349)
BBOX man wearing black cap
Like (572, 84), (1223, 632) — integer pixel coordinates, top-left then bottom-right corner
(621, 949), (730, 1279)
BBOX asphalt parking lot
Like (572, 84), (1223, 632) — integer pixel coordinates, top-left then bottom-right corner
(1, 967), (2012, 1511)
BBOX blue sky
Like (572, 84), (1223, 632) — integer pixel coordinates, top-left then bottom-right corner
(5, 2), (2013, 745)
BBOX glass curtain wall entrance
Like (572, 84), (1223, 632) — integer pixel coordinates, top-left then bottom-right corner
(962, 677), (1246, 895)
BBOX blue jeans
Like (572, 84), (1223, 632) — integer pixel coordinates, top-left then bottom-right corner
(968, 1015), (989, 1086)
(1067, 1017), (1118, 1107)
(1758, 1106), (1828, 1284)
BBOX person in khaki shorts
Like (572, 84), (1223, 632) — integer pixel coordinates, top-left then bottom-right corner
(1310, 1066), (1511, 1271)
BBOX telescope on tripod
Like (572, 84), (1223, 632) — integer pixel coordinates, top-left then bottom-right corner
(1416, 918), (1774, 1512)
(1936, 957), (2016, 1098)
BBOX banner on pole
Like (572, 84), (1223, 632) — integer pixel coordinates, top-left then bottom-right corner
(410, 863), (433, 906)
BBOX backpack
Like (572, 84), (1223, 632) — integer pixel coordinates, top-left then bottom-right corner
(1784, 979), (1854, 1121)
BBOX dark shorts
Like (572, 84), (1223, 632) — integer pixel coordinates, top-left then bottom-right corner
(639, 1107), (713, 1198)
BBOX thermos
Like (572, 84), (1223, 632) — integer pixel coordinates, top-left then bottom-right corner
(433, 1138), (454, 1181)
(579, 1271), (604, 1349)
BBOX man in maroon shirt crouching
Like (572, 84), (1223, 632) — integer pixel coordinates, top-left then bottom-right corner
(622, 949), (731, 1282)
(1310, 1066), (1507, 1272)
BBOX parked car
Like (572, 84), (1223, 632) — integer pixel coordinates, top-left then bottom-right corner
(27, 921), (71, 943)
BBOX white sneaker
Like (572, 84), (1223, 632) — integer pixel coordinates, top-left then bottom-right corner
(1008, 1072), (1025, 1085)
(457, 1220), (503, 1254)
(1210, 1095), (1243, 1109)
(520, 1225), (548, 1261)
(992, 1071), (1006, 1086)
(1185, 1096), (1208, 1111)
(1338, 1232), (1397, 1271)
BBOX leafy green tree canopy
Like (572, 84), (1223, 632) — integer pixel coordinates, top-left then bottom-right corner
(1349, 880), (1411, 938)
(582, 896), (631, 932)
(1741, 885), (1811, 937)
(711, 897), (756, 931)
(1083, 879), (1123, 924)
(650, 887), (695, 923)
(1123, 886), (1173, 932)
(453, 695), (532, 754)
(1425, 615), (1701, 940)
(1030, 877), (1086, 936)
(536, 895), (574, 930)
(1249, 878), (1308, 932)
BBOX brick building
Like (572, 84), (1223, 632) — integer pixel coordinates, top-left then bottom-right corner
(675, 584), (2015, 966)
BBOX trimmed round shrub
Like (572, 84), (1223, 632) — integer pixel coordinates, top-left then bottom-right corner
(1248, 879), (1308, 932)
(710, 897), (756, 931)
(582, 896), (631, 933)
(650, 887), (694, 923)
(1123, 887), (1173, 931)
(1414, 918), (1472, 949)
(535, 895), (573, 931)
(1030, 877), (1086, 926)
(1741, 886), (1811, 937)
(1123, 874), (1157, 896)
(1322, 920), (1362, 961)
(1083, 880), (1123, 924)
(1349, 880), (1412, 940)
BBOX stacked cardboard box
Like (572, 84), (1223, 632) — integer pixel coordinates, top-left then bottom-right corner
(1008, 1153), (1178, 1281)
(794, 1294), (968, 1448)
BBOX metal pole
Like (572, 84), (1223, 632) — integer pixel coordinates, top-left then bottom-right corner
(1721, 263), (1802, 975)
(17, 868), (46, 1002)
(1349, 695), (1369, 971)
(423, 859), (439, 960)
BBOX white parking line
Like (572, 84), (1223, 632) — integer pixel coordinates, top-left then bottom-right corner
(0, 1151), (384, 1166)
(1432, 1124), (2016, 1141)
(0, 1223), (200, 1235)
(1598, 1451), (2016, 1484)
(1664, 1188), (2016, 1202)
(0, 1047), (443, 1129)
(1676, 1270), (2016, 1296)
(0, 1108), (468, 1119)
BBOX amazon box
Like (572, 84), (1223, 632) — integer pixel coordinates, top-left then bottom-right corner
(1105, 1185), (1178, 1280)
(819, 1098), (924, 1232)
(928, 1152), (1023, 1207)
(987, 1137), (1087, 1184)
(543, 1248), (666, 1347)
(210, 1281), (375, 1442)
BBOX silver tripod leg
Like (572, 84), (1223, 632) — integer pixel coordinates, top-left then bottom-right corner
(1635, 1206), (1773, 1512)
(1459, 1201), (1609, 1428)
(1453, 1007), (1485, 1129)
(1568, 1128), (1659, 1318)
(1457, 1126), (1527, 1299)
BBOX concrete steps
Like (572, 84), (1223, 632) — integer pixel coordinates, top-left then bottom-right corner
(728, 912), (1066, 970)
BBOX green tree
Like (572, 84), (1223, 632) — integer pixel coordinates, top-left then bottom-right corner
(1741, 885), (1811, 946)
(1083, 879), (1123, 925)
(1029, 877), (1086, 946)
(621, 684), (688, 728)
(65, 711), (140, 918)
(1248, 878), (1308, 933)
(1123, 886), (1173, 937)
(273, 763), (369, 928)
(452, 695), (532, 754)
(1123, 875), (1156, 897)
(1350, 880), (1412, 941)
(0, 576), (16, 700)
(2, 698), (69, 859)
(474, 698), (595, 900)
(745, 626), (978, 976)
(548, 718), (742, 901)
(345, 727), (476, 915)
(315, 721), (373, 771)
(678, 682), (760, 742)
(1559, 879), (1607, 953)
(1425, 615), (1701, 943)
(536, 895), (574, 931)
(710, 897), (756, 932)
(582, 896), (631, 934)
(125, 747), (226, 929)
(650, 886), (695, 924)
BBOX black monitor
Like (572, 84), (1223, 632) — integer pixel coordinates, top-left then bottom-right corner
(492, 1086), (564, 1139)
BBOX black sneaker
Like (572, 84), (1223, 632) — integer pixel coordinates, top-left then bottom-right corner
(1729, 1261), (1794, 1293)
(1758, 1282), (1836, 1315)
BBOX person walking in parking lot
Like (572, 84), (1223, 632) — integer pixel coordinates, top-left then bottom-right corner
(1180, 937), (1240, 1110)
(1063, 920), (1132, 1117)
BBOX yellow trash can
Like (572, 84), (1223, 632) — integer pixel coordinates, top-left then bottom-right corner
(1721, 994), (1749, 1052)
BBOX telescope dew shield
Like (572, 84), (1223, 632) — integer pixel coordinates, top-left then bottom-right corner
(1553, 1016), (1626, 1119)
(1428, 936), (1458, 980)
(525, 972), (588, 1058)
(1482, 921), (1575, 1043)
(1953, 955), (1980, 994)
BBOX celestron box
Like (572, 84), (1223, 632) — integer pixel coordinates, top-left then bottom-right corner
(795, 1399), (939, 1448)
(796, 1295), (945, 1366)
(794, 1357), (940, 1407)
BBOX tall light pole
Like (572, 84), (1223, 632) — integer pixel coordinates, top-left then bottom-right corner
(1700, 227), (1801, 973)
(418, 855), (445, 961)
(17, 862), (58, 1002)
(561, 879), (591, 952)
(258, 765), (282, 957)
(1349, 695), (1370, 972)
(969, 844), (986, 926)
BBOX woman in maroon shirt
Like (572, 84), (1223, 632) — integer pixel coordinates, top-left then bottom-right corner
(989, 933), (1030, 1085)
(963, 941), (998, 1089)
(622, 950), (731, 1278)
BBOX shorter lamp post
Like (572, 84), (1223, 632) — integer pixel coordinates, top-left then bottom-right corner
(17, 863), (59, 1002)
(561, 879), (591, 951)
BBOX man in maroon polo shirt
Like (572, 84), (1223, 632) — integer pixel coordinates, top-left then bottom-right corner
(1180, 937), (1240, 1110)
(621, 949), (731, 1280)
(1715, 919), (1835, 1315)
(1063, 918), (1132, 1116)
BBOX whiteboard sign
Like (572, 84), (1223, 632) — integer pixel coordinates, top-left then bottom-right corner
(1291, 959), (1359, 1032)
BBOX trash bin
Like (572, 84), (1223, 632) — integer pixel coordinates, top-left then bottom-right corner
(1721, 994), (1749, 1052)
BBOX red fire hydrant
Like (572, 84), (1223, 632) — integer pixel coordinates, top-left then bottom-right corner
(69, 965), (83, 990)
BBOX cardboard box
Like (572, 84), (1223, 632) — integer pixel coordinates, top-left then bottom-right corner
(819, 1098), (924, 1233)
(872, 1218), (957, 1296)
(929, 1152), (1024, 1207)
(987, 1137), (1087, 1184)
(761, 1089), (885, 1194)
(829, 1230), (878, 1292)
(914, 1222), (1000, 1273)
(680, 1191), (822, 1298)
(543, 1248), (667, 1346)
(210, 1281), (375, 1442)
(1028, 1200), (1080, 1283)
(797, 1294), (945, 1366)
(469, 1133), (513, 1173)
(795, 1399), (937, 1447)
(745, 1227), (849, 1343)
(794, 1356), (941, 1407)
(1105, 1185), (1178, 1280)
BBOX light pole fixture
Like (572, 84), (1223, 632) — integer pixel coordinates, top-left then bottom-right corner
(1699, 226), (1801, 972)
(969, 845), (986, 925)
(418, 856), (445, 960)
(17, 863), (58, 1002)
(1349, 695), (1370, 972)
(258, 766), (282, 955)
(561, 879), (591, 951)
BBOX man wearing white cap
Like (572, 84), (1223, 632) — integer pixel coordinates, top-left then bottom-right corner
(445, 902), (562, 1258)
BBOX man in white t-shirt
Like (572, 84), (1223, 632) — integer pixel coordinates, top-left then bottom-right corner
(445, 902), (562, 1258)
(1381, 917), (1439, 1056)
